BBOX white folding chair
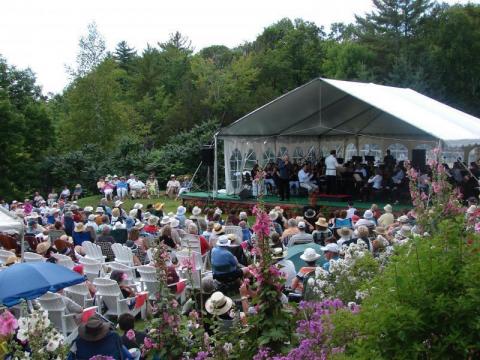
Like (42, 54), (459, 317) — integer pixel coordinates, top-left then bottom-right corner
(111, 243), (134, 266)
(137, 265), (158, 300)
(23, 252), (45, 263)
(107, 262), (137, 285)
(82, 241), (106, 262)
(79, 257), (105, 281)
(180, 234), (202, 254)
(64, 283), (94, 308)
(93, 278), (147, 319)
(37, 292), (78, 343)
(53, 253), (75, 269)
(0, 249), (15, 264)
(176, 249), (204, 289)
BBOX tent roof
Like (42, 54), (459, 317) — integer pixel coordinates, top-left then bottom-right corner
(0, 207), (23, 234)
(218, 78), (480, 147)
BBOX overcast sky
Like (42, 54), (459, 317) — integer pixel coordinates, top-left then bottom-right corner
(0, 0), (472, 94)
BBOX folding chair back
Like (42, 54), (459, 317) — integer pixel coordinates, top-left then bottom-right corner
(83, 241), (106, 262)
(53, 253), (75, 269)
(38, 292), (77, 337)
(23, 251), (45, 263)
(224, 226), (243, 242)
(180, 234), (202, 254)
(64, 283), (94, 308)
(111, 243), (134, 266)
(79, 257), (104, 281)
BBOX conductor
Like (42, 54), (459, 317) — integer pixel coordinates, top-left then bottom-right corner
(325, 150), (339, 194)
(277, 155), (293, 201)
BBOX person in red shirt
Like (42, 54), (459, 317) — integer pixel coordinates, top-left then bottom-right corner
(187, 223), (210, 255)
(143, 216), (159, 234)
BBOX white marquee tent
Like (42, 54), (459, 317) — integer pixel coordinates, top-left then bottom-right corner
(214, 78), (480, 195)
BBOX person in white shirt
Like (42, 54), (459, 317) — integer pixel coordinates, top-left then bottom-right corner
(325, 150), (339, 194)
(346, 202), (357, 219)
(368, 169), (383, 190)
(166, 175), (181, 199)
(391, 165), (405, 185)
(130, 177), (147, 199)
(298, 164), (318, 193)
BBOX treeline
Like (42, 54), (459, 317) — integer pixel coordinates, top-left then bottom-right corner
(1, 0), (479, 200)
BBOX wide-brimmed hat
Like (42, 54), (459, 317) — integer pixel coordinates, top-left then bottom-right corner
(170, 174), (175, 178)
(154, 203), (164, 211)
(205, 291), (233, 315)
(133, 203), (143, 210)
(336, 227), (353, 238)
(114, 200), (124, 208)
(213, 224), (225, 235)
(214, 208), (222, 216)
(36, 242), (50, 255)
(134, 221), (144, 231)
(177, 206), (186, 216)
(315, 217), (328, 227)
(383, 204), (393, 213)
(78, 317), (110, 341)
(374, 226), (386, 235)
(113, 221), (125, 230)
(300, 248), (321, 262)
(74, 223), (85, 232)
(143, 212), (151, 220)
(170, 218), (180, 228)
(129, 209), (138, 218)
(321, 243), (340, 254)
(397, 215), (409, 223)
(192, 206), (202, 216)
(95, 207), (104, 213)
(239, 211), (248, 220)
(363, 210), (374, 219)
(160, 216), (171, 225)
(84, 206), (93, 213)
(271, 247), (287, 260)
(216, 235), (230, 247)
(226, 233), (240, 245)
(298, 221), (306, 229)
(148, 216), (158, 226)
(269, 210), (279, 221)
(304, 209), (316, 219)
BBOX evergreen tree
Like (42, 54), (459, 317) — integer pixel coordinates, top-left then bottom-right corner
(114, 40), (137, 69)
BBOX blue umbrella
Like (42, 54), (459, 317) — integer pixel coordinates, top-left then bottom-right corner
(0, 262), (85, 307)
(286, 243), (327, 272)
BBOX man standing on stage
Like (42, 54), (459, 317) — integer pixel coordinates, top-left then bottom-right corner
(325, 150), (339, 194)
(277, 155), (293, 201)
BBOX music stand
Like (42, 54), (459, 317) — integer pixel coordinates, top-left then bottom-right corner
(364, 156), (375, 163)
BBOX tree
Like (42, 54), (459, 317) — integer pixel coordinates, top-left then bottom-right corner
(67, 21), (106, 78)
(114, 40), (137, 70)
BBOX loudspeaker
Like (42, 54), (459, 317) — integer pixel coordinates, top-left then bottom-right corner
(239, 186), (252, 200)
(411, 149), (426, 169)
(201, 145), (214, 166)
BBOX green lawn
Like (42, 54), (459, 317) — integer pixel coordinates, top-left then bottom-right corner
(77, 194), (183, 215)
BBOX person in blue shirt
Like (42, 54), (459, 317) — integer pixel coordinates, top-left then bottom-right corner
(116, 177), (129, 200)
(321, 243), (340, 272)
(211, 235), (249, 283)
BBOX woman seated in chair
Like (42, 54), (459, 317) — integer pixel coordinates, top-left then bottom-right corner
(110, 270), (137, 298)
(290, 248), (321, 293)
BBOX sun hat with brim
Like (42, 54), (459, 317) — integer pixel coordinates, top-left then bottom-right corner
(147, 216), (158, 226)
(87, 214), (96, 222)
(363, 210), (374, 219)
(205, 291), (233, 315)
(95, 207), (104, 213)
(36, 242), (50, 255)
(84, 206), (94, 213)
(271, 247), (287, 260)
(114, 200), (124, 208)
(133, 203), (143, 210)
(300, 248), (321, 262)
(78, 317), (110, 342)
(170, 218), (180, 228)
(160, 216), (171, 225)
(128, 209), (138, 218)
(397, 215), (409, 223)
(177, 206), (187, 216)
(114, 222), (126, 230)
(304, 209), (316, 219)
(298, 221), (306, 229)
(192, 206), (202, 216)
(315, 218), (328, 227)
(383, 204), (393, 213)
(154, 203), (164, 211)
(74, 223), (85, 232)
(214, 208), (222, 216)
(321, 243), (340, 254)
(226, 233), (240, 245)
(374, 227), (386, 235)
(143, 212), (151, 220)
(213, 224), (225, 235)
(134, 221), (144, 231)
(216, 235), (230, 247)
(268, 210), (279, 221)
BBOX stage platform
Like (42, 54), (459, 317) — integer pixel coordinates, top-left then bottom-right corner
(180, 191), (411, 213)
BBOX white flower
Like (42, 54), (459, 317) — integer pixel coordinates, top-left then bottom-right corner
(46, 339), (59, 352)
(17, 329), (29, 342)
(15, 351), (31, 360)
(307, 278), (315, 286)
(239, 340), (246, 349)
(223, 342), (233, 353)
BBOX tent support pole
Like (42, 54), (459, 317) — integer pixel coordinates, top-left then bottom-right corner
(213, 132), (218, 199)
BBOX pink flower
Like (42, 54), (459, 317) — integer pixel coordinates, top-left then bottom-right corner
(144, 336), (154, 349)
(126, 329), (135, 341)
(0, 310), (18, 336)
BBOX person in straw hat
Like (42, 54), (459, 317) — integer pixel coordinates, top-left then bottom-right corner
(205, 292), (235, 326)
(144, 216), (159, 234)
(336, 227), (353, 247)
(312, 217), (332, 246)
(378, 204), (395, 227)
(291, 247), (322, 292)
(166, 174), (180, 199)
(152, 202), (164, 218)
(211, 235), (249, 285)
(209, 223), (225, 248)
(190, 206), (207, 233)
(72, 222), (91, 246)
(175, 206), (187, 229)
(69, 316), (129, 359)
(272, 247), (296, 288)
